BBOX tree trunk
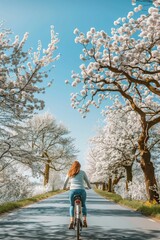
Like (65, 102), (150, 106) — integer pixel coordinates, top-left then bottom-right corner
(108, 177), (112, 192)
(124, 165), (133, 191)
(102, 182), (105, 191)
(138, 124), (159, 203)
(112, 173), (124, 192)
(113, 173), (124, 186)
(44, 159), (51, 186)
(95, 183), (98, 189)
(140, 149), (159, 202)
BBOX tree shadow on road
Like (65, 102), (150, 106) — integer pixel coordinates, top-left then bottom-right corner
(19, 205), (69, 217)
(83, 226), (160, 240)
(87, 208), (142, 217)
(87, 200), (115, 205)
(0, 223), (160, 240)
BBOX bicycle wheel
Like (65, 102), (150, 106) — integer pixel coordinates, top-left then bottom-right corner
(76, 218), (80, 240)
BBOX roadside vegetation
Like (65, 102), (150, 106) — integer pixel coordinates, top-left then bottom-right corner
(95, 189), (160, 220)
(0, 190), (64, 215)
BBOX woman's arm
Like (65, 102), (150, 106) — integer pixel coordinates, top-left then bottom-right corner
(63, 175), (69, 190)
(84, 172), (92, 189)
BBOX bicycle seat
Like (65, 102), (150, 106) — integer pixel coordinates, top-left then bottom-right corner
(73, 195), (82, 201)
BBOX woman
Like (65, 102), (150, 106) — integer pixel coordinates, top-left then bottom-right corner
(63, 160), (92, 229)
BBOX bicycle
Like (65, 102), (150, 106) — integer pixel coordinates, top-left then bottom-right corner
(73, 194), (83, 240)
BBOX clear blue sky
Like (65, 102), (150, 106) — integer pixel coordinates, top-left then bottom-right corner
(0, 0), (136, 166)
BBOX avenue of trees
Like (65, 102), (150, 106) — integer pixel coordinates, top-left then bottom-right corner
(87, 108), (160, 200)
(1, 0), (159, 204)
(0, 26), (76, 203)
(67, 1), (160, 202)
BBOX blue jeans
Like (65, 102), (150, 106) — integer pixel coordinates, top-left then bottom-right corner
(69, 189), (87, 217)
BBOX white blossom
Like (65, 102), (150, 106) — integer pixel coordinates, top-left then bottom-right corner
(73, 28), (79, 35)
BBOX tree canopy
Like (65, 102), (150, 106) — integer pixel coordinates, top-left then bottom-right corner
(67, 1), (160, 202)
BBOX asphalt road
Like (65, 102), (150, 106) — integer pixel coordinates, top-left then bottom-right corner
(0, 190), (160, 240)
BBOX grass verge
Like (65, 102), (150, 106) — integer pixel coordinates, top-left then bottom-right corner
(94, 189), (160, 220)
(0, 190), (64, 215)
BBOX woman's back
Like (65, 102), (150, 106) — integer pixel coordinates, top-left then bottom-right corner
(70, 170), (86, 190)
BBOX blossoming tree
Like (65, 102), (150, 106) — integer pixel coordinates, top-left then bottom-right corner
(0, 25), (60, 170)
(24, 113), (77, 185)
(0, 165), (33, 203)
(87, 109), (139, 190)
(87, 107), (160, 195)
(67, 1), (160, 201)
(0, 25), (59, 118)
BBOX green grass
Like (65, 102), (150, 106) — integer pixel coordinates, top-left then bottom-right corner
(0, 190), (64, 215)
(94, 189), (123, 203)
(94, 189), (160, 220)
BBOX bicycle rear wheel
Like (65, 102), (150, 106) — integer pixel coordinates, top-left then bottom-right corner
(76, 218), (80, 240)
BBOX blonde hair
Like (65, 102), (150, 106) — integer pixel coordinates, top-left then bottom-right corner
(68, 160), (81, 177)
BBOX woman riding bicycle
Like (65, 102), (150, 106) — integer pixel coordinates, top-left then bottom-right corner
(63, 160), (92, 229)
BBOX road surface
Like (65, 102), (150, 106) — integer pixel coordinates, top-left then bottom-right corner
(0, 190), (160, 239)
